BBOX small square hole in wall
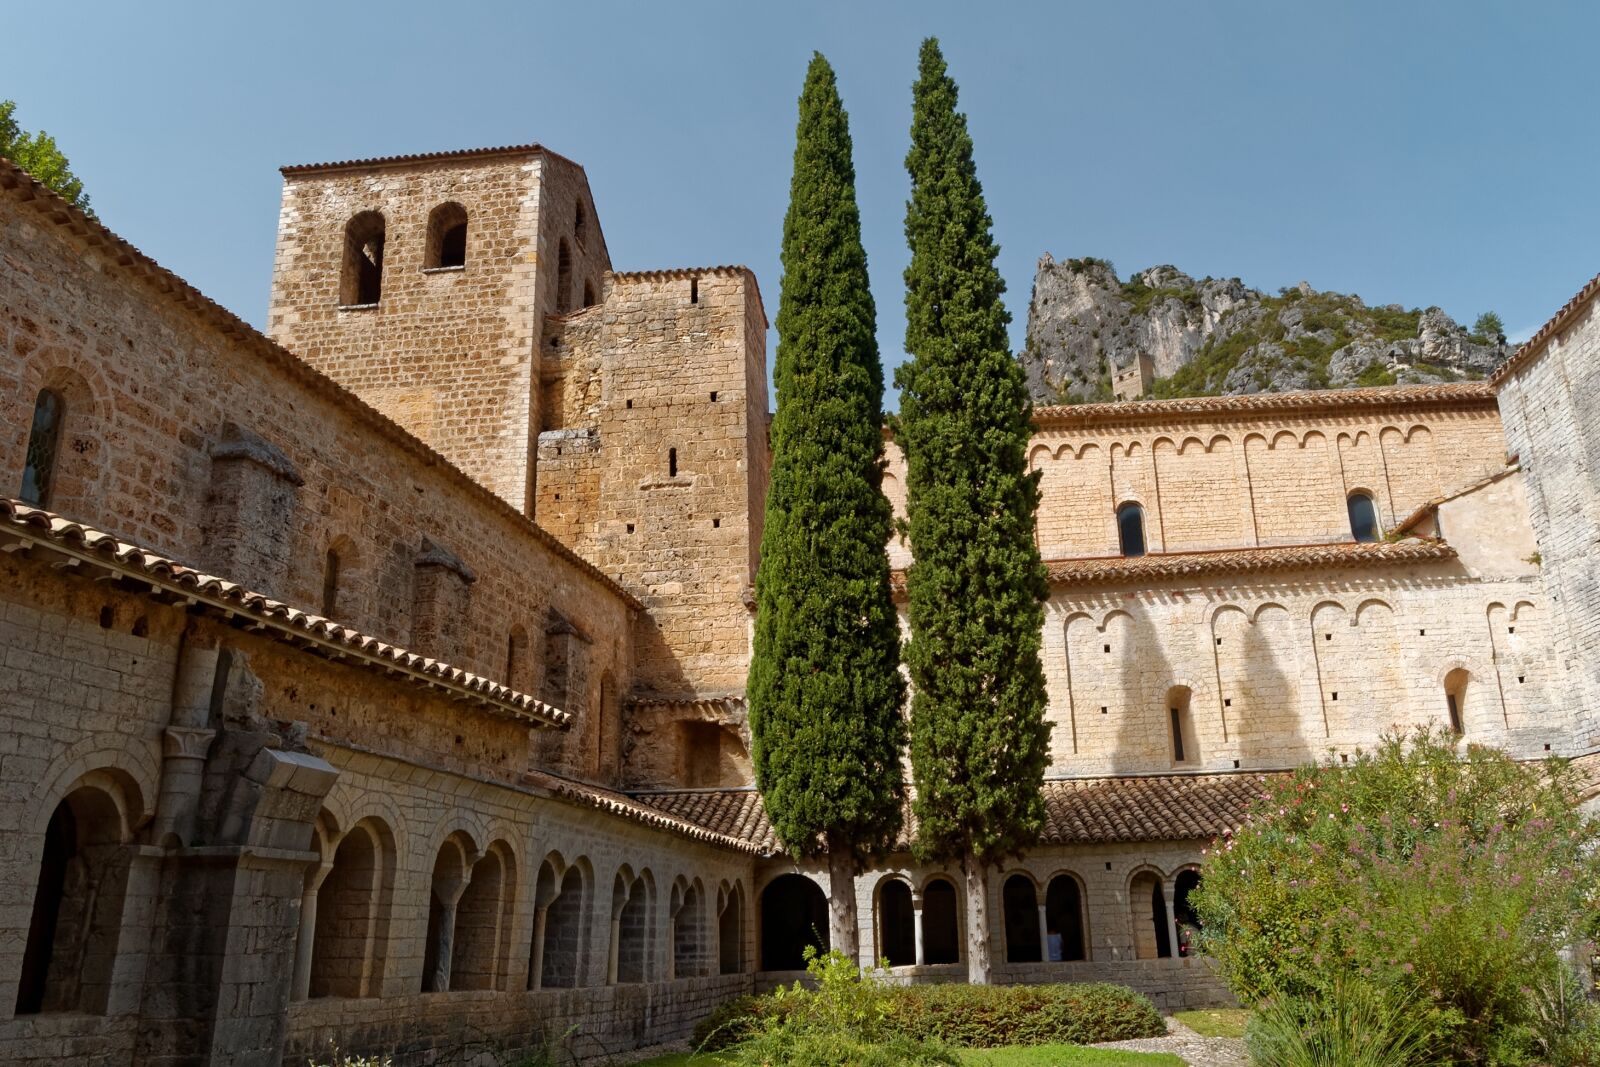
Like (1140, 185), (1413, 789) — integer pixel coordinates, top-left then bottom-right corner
(1100, 706), (1108, 715)
(626, 398), (633, 409)
(713, 518), (721, 528)
(1324, 632), (1332, 641)
(1331, 691), (1339, 701)
(1232, 759), (1240, 768)
(626, 523), (635, 534)
(555, 493), (561, 500)
(710, 391), (718, 402)
(1215, 637), (1222, 646)
(1419, 629), (1427, 636)
(1105, 862), (1112, 871)
(1224, 698), (1232, 707)
(1518, 675), (1526, 684)
(1509, 626), (1516, 634)
(1545, 743), (1552, 751)
(1341, 753), (1349, 764)
(1103, 644), (1110, 654)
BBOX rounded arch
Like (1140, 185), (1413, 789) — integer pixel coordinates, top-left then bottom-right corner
(318, 785), (409, 872)
(1116, 501), (1146, 558)
(340, 211), (386, 305)
(760, 873), (828, 971)
(452, 838), (517, 991)
(532, 852), (589, 990)
(1028, 443), (1053, 468)
(920, 876), (961, 965)
(874, 875), (916, 967)
(33, 746), (154, 841)
(17, 363), (109, 510)
(1043, 869), (1088, 962)
(424, 201), (469, 269)
(718, 879), (746, 975)
(1128, 867), (1172, 960)
(1002, 872), (1041, 963)
(309, 815), (396, 999)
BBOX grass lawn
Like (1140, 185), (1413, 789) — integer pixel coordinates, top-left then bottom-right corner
(629, 1047), (1183, 1067)
(1172, 1007), (1250, 1039)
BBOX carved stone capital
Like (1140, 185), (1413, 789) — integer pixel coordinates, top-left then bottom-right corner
(163, 726), (217, 759)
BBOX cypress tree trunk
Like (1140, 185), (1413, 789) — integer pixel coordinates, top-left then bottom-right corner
(826, 830), (860, 964)
(898, 37), (1051, 990)
(748, 52), (906, 951)
(964, 846), (991, 984)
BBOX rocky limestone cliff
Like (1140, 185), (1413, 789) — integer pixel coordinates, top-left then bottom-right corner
(1022, 255), (1506, 403)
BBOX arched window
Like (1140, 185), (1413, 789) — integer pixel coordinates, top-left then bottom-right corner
(668, 447), (678, 478)
(877, 878), (915, 967)
(922, 878), (960, 965)
(1117, 502), (1146, 558)
(309, 820), (394, 998)
(452, 844), (514, 991)
(17, 784), (130, 1015)
(531, 858), (585, 990)
(425, 202), (468, 269)
(556, 239), (574, 313)
(341, 211), (386, 306)
(1347, 491), (1380, 543)
(760, 874), (827, 971)
(1173, 869), (1202, 958)
(1167, 685), (1197, 766)
(1045, 874), (1086, 961)
(321, 548), (341, 617)
(671, 880), (705, 979)
(20, 388), (64, 507)
(1444, 667), (1470, 734)
(575, 202), (589, 247)
(1002, 875), (1041, 963)
(583, 279), (597, 308)
(612, 870), (653, 983)
(1130, 872), (1171, 959)
(718, 884), (744, 975)
(421, 836), (470, 993)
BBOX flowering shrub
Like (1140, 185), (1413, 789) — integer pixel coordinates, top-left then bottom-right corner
(1193, 728), (1600, 1063)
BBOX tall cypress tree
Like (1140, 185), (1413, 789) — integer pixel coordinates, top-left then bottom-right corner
(895, 37), (1050, 984)
(749, 52), (906, 963)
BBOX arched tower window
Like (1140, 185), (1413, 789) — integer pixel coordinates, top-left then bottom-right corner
(20, 388), (64, 507)
(1117, 502), (1146, 558)
(425, 202), (468, 269)
(1444, 667), (1470, 734)
(574, 202), (589, 247)
(1347, 491), (1380, 543)
(583, 279), (597, 308)
(1167, 685), (1197, 766)
(321, 548), (341, 617)
(556, 239), (574, 313)
(341, 212), (386, 306)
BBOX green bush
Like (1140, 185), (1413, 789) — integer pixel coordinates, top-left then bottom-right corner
(1244, 980), (1438, 1067)
(1194, 728), (1600, 1064)
(694, 951), (1164, 1053)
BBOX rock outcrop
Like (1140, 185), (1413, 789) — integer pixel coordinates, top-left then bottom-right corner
(1022, 255), (1505, 403)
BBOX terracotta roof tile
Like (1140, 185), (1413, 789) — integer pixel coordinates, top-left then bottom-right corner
(0, 157), (642, 613)
(0, 498), (567, 729)
(524, 773), (765, 854)
(1489, 271), (1600, 386)
(891, 539), (1455, 594)
(280, 142), (579, 175)
(632, 774), (1275, 855)
(1032, 382), (1494, 427)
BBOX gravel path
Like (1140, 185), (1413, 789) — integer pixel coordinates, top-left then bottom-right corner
(1092, 1016), (1250, 1066)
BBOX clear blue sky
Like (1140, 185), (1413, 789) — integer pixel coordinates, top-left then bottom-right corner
(8, 1), (1596, 404)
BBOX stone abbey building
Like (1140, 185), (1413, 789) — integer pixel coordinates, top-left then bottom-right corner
(2, 142), (1598, 1065)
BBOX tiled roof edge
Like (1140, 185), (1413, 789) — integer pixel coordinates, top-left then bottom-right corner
(524, 772), (764, 855)
(280, 142), (579, 175)
(0, 156), (643, 614)
(1488, 271), (1600, 386)
(2, 499), (569, 729)
(1032, 382), (1495, 426)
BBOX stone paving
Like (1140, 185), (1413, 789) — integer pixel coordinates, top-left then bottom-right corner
(1092, 1016), (1251, 1066)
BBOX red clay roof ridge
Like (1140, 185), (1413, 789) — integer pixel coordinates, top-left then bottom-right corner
(280, 142), (584, 175)
(1489, 271), (1600, 386)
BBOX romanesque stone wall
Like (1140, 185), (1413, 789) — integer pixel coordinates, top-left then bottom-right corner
(1496, 290), (1600, 750)
(1040, 559), (1555, 777)
(1, 179), (635, 746)
(266, 151), (611, 514)
(538, 270), (769, 729)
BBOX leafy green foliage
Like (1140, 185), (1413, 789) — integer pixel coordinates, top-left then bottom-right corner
(1243, 980), (1438, 1067)
(0, 101), (91, 213)
(694, 951), (1164, 1055)
(748, 54), (906, 862)
(1473, 311), (1506, 342)
(895, 37), (1050, 876)
(1194, 729), (1600, 1064)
